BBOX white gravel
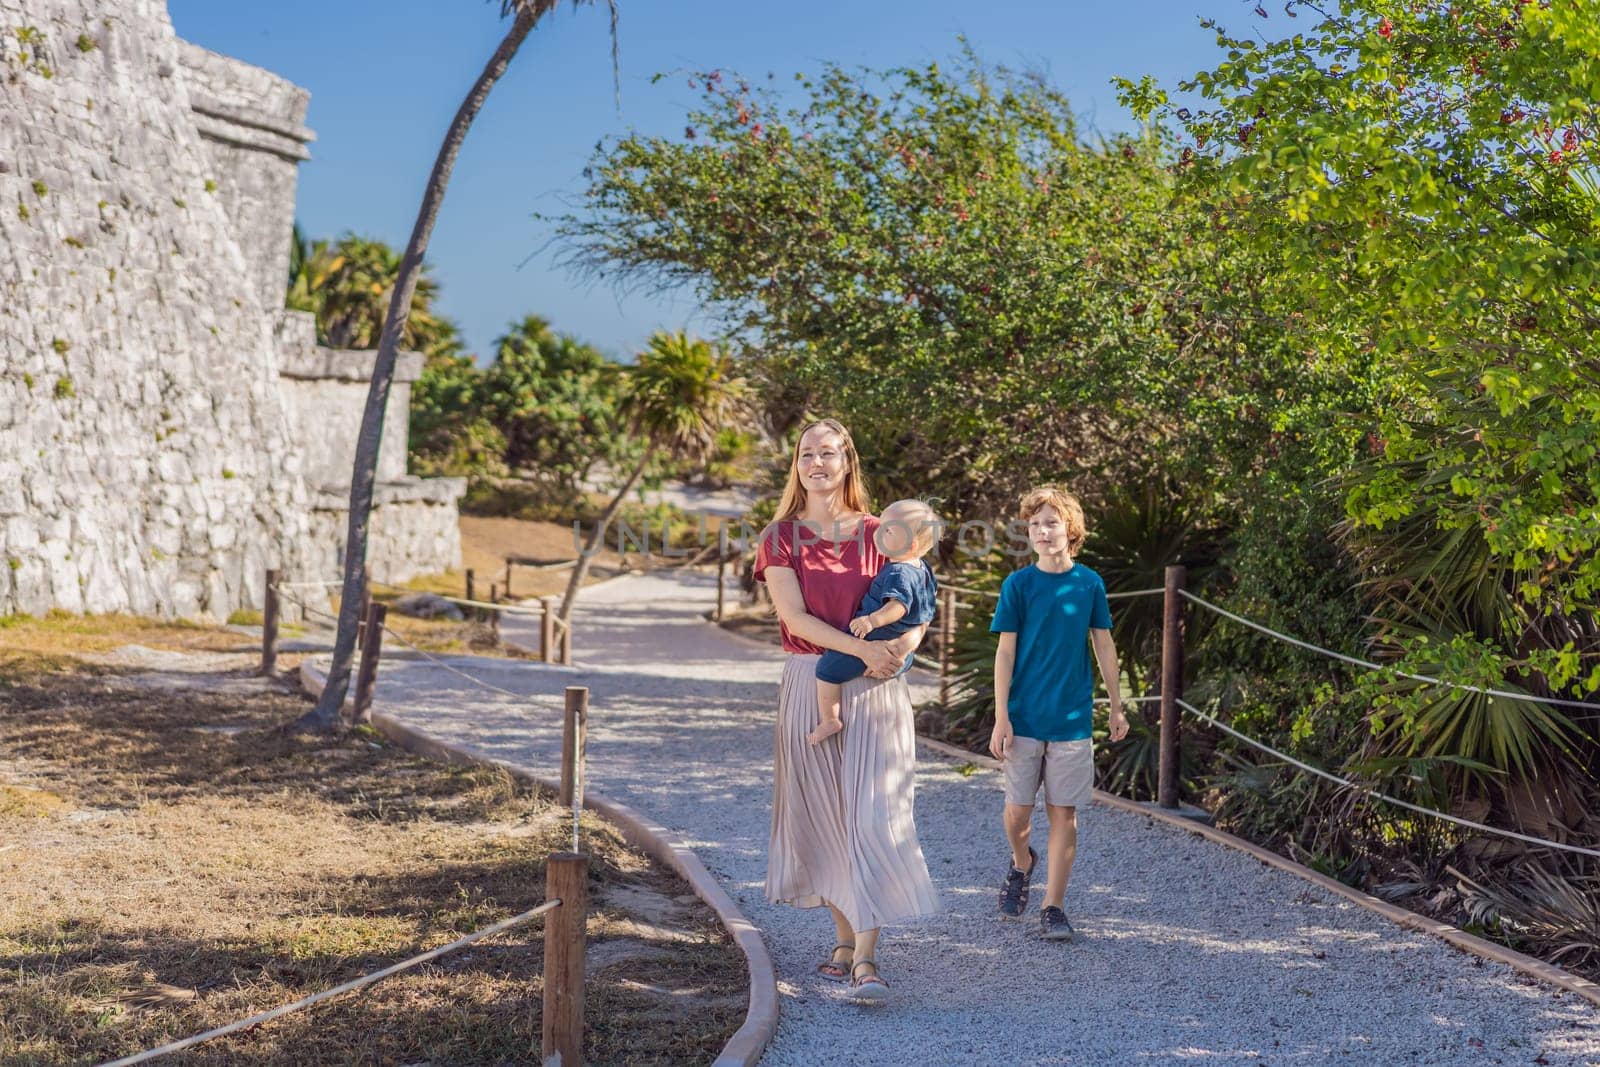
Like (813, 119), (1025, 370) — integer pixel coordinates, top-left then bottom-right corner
(345, 570), (1600, 1066)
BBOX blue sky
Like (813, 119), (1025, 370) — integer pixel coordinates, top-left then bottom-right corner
(168, 0), (1266, 362)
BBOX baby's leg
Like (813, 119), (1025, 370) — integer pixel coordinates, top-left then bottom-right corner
(808, 679), (845, 744)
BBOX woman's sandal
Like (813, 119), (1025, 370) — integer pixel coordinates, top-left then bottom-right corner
(816, 942), (854, 982)
(848, 958), (890, 1003)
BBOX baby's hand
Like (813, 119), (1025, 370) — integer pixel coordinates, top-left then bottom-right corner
(849, 616), (874, 638)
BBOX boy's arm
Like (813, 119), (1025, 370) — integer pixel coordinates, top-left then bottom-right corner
(848, 597), (908, 637)
(1090, 628), (1129, 741)
(990, 631), (1017, 760)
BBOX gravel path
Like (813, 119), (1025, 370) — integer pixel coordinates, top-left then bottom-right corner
(356, 571), (1600, 1066)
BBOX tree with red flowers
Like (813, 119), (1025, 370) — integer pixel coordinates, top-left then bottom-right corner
(1120, 0), (1600, 803)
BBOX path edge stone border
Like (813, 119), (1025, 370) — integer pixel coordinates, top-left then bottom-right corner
(297, 659), (779, 1067)
(915, 732), (1600, 1010)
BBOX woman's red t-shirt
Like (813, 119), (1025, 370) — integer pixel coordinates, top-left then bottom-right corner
(753, 515), (885, 654)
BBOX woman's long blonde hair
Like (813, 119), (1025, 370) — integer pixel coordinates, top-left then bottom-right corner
(773, 418), (870, 523)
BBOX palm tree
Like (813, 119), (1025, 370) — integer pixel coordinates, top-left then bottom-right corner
(300, 0), (619, 732)
(555, 330), (745, 631)
(287, 231), (457, 355)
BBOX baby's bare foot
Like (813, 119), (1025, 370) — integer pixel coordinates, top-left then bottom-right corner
(807, 718), (844, 745)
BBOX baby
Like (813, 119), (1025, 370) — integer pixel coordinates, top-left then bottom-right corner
(808, 499), (941, 745)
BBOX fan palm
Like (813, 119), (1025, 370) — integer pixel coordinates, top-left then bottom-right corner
(556, 331), (746, 628)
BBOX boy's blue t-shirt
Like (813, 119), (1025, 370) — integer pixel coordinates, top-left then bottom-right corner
(989, 562), (1113, 742)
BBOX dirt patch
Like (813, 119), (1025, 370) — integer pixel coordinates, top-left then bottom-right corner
(0, 646), (744, 1066)
(402, 517), (629, 602)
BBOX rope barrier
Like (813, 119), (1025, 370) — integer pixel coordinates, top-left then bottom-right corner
(373, 584), (552, 618)
(1173, 698), (1600, 860)
(379, 622), (529, 700)
(272, 587), (341, 627)
(939, 582), (1163, 602)
(271, 584), (535, 701)
(96, 898), (562, 1066)
(1179, 590), (1600, 713)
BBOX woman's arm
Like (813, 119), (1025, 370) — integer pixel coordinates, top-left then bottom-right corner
(765, 567), (904, 674)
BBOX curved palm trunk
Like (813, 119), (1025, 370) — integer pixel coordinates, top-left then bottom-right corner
(557, 445), (654, 632)
(298, 6), (541, 731)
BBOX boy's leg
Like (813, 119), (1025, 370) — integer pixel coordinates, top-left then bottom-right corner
(998, 737), (1043, 917)
(1041, 804), (1078, 910)
(1003, 803), (1035, 873)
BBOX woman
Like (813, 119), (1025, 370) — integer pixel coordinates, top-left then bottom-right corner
(753, 418), (940, 1003)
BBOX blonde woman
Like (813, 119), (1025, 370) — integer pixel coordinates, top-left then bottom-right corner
(753, 418), (940, 1003)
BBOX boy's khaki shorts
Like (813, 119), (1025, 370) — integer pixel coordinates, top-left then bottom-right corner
(1003, 736), (1093, 808)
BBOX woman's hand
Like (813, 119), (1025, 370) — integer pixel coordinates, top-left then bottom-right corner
(859, 639), (904, 678)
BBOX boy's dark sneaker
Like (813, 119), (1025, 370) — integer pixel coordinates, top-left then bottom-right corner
(998, 846), (1037, 919)
(1039, 905), (1075, 941)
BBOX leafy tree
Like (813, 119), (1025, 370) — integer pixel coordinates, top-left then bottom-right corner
(409, 347), (506, 477)
(559, 52), (1370, 534)
(480, 315), (624, 492)
(1118, 0), (1600, 782)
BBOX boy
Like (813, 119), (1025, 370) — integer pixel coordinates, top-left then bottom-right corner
(808, 499), (940, 745)
(989, 486), (1127, 940)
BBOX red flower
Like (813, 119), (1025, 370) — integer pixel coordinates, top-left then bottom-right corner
(1378, 18), (1393, 38)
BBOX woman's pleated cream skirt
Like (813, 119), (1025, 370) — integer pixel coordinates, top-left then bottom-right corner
(767, 654), (940, 932)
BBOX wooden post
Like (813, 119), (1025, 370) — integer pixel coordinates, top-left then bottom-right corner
(716, 525), (728, 622)
(560, 620), (572, 666)
(356, 565), (372, 650)
(542, 852), (589, 1066)
(504, 558), (514, 601)
(560, 686), (588, 808)
(939, 585), (956, 707)
(352, 603), (387, 724)
(261, 569), (281, 677)
(1158, 564), (1186, 810)
(540, 597), (556, 663)
(466, 568), (476, 604)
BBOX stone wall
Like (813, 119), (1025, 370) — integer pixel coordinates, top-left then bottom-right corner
(0, 0), (314, 617)
(175, 40), (312, 314)
(0, 0), (463, 619)
(308, 480), (465, 586)
(276, 311), (419, 490)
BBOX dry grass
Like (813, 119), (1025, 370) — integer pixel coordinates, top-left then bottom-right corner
(0, 611), (252, 659)
(0, 642), (744, 1066)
